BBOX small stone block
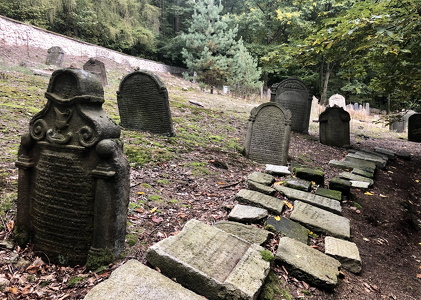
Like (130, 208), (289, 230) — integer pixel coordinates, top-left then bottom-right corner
(325, 237), (362, 273)
(329, 160), (376, 174)
(374, 147), (396, 160)
(315, 188), (342, 201)
(228, 204), (268, 223)
(329, 177), (352, 195)
(146, 220), (271, 300)
(350, 181), (370, 189)
(247, 172), (275, 186)
(265, 164), (291, 176)
(290, 201), (350, 239)
(344, 156), (377, 171)
(248, 180), (276, 195)
(293, 167), (325, 186)
(84, 260), (206, 300)
(265, 217), (308, 244)
(347, 152), (386, 169)
(351, 168), (374, 179)
(338, 172), (374, 186)
(213, 221), (271, 245)
(284, 177), (312, 192)
(235, 189), (285, 215)
(274, 185), (342, 215)
(276, 237), (341, 290)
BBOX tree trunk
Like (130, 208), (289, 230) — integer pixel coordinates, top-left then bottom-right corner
(320, 62), (332, 106)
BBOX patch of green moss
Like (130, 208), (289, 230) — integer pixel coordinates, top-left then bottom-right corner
(67, 276), (85, 287)
(148, 194), (162, 201)
(86, 248), (115, 270)
(260, 250), (274, 262)
(353, 201), (363, 209)
(125, 234), (138, 247)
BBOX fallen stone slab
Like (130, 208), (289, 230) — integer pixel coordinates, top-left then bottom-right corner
(265, 164), (291, 176)
(329, 177), (351, 196)
(235, 189), (285, 215)
(290, 201), (350, 239)
(349, 149), (390, 162)
(325, 237), (362, 274)
(351, 168), (375, 179)
(248, 180), (276, 195)
(228, 204), (268, 223)
(292, 167), (325, 186)
(247, 172), (275, 186)
(84, 259), (206, 300)
(275, 237), (341, 290)
(213, 221), (270, 245)
(274, 185), (342, 215)
(315, 188), (342, 201)
(374, 147), (396, 160)
(146, 219), (271, 300)
(284, 177), (312, 192)
(346, 152), (387, 169)
(344, 156), (377, 172)
(265, 217), (308, 244)
(338, 172), (374, 187)
(350, 181), (370, 189)
(329, 160), (375, 175)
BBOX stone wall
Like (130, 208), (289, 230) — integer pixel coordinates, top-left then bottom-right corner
(0, 15), (185, 74)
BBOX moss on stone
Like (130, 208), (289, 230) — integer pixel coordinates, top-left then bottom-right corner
(86, 248), (115, 270)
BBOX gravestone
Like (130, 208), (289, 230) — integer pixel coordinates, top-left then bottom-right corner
(46, 46), (64, 66)
(346, 104), (353, 111)
(408, 114), (421, 142)
(244, 102), (291, 165)
(364, 103), (370, 115)
(15, 68), (129, 267)
(83, 58), (108, 86)
(353, 103), (359, 110)
(117, 70), (175, 136)
(319, 105), (351, 147)
(328, 94), (346, 108)
(270, 78), (311, 133)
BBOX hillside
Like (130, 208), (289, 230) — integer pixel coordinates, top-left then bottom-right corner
(0, 45), (420, 299)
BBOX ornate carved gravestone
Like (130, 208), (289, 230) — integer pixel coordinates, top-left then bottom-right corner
(15, 68), (129, 267)
(83, 58), (108, 86)
(408, 113), (421, 142)
(117, 70), (175, 136)
(328, 94), (346, 108)
(319, 105), (351, 147)
(270, 78), (311, 133)
(244, 102), (291, 165)
(46, 46), (64, 67)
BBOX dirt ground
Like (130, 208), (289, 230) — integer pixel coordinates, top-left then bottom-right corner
(0, 44), (420, 299)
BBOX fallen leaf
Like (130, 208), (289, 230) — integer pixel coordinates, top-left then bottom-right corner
(274, 216), (281, 221)
(4, 286), (19, 294)
(417, 274), (421, 279)
(150, 207), (157, 213)
(152, 216), (163, 223)
(379, 194), (388, 198)
(283, 201), (293, 209)
(137, 192), (145, 195)
(274, 181), (284, 185)
(364, 192), (374, 196)
(6, 220), (14, 232)
(217, 181), (226, 185)
(415, 180), (420, 183)
(388, 171), (394, 174)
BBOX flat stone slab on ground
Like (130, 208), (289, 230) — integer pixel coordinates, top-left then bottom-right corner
(265, 217), (308, 244)
(265, 164), (291, 176)
(146, 219), (271, 300)
(329, 160), (375, 175)
(284, 177), (312, 192)
(374, 147), (396, 160)
(213, 221), (270, 245)
(314, 188), (342, 201)
(274, 185), (342, 215)
(344, 156), (377, 172)
(292, 167), (325, 186)
(84, 259), (206, 300)
(338, 172), (374, 187)
(235, 189), (285, 215)
(247, 171), (275, 186)
(290, 201), (350, 239)
(346, 152), (387, 169)
(248, 180), (276, 195)
(329, 177), (352, 195)
(275, 237), (341, 290)
(325, 236), (362, 273)
(228, 204), (268, 223)
(350, 181), (370, 189)
(351, 168), (374, 179)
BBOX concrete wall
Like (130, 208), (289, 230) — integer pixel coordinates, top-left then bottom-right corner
(0, 15), (185, 74)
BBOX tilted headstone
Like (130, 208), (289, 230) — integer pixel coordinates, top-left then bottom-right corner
(270, 78), (311, 133)
(117, 70), (175, 136)
(46, 46), (64, 66)
(15, 68), (129, 267)
(408, 113), (421, 142)
(319, 105), (351, 147)
(328, 94), (346, 108)
(83, 58), (108, 86)
(244, 102), (291, 165)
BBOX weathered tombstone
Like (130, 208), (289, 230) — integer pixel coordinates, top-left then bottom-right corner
(15, 68), (129, 268)
(270, 78), (311, 133)
(319, 105), (351, 147)
(346, 104), (353, 111)
(328, 94), (346, 108)
(404, 110), (417, 131)
(353, 103), (359, 110)
(310, 96), (320, 120)
(117, 70), (175, 136)
(244, 102), (291, 165)
(83, 58), (108, 86)
(46, 46), (64, 67)
(408, 114), (421, 142)
(364, 103), (370, 115)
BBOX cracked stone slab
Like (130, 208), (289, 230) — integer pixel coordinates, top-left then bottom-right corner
(228, 204), (268, 223)
(146, 219), (271, 300)
(265, 164), (291, 176)
(84, 260), (206, 300)
(325, 237), (362, 273)
(314, 188), (342, 201)
(275, 237), (341, 290)
(274, 185), (342, 215)
(265, 217), (308, 244)
(247, 171), (275, 186)
(235, 189), (285, 215)
(284, 177), (312, 192)
(346, 152), (387, 169)
(290, 201), (350, 239)
(338, 172), (374, 187)
(213, 221), (271, 245)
